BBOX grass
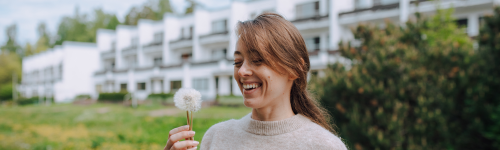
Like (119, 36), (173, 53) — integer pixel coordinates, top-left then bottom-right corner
(0, 103), (251, 150)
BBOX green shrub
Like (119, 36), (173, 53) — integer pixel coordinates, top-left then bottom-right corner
(146, 93), (174, 99)
(310, 8), (495, 149)
(0, 83), (12, 101)
(74, 94), (91, 100)
(97, 93), (127, 102)
(477, 7), (500, 149)
(16, 97), (39, 106)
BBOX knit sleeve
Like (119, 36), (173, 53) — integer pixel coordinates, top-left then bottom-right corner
(200, 125), (217, 150)
(200, 120), (228, 150)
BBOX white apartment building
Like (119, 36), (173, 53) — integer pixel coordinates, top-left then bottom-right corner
(19, 42), (99, 102)
(92, 0), (497, 101)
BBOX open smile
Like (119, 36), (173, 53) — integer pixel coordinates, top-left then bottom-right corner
(242, 83), (262, 95)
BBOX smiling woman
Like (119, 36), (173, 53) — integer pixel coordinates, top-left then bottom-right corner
(164, 12), (347, 150)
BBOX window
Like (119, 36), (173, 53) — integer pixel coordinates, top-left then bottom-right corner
(131, 37), (139, 47)
(356, 0), (371, 9)
(154, 32), (163, 43)
(137, 82), (146, 90)
(126, 56), (137, 68)
(105, 60), (115, 70)
(120, 83), (128, 92)
(170, 80), (182, 92)
(379, 0), (398, 5)
(305, 37), (320, 52)
(193, 78), (209, 91)
(154, 57), (163, 66)
(189, 26), (193, 38)
(212, 48), (227, 59)
(111, 41), (116, 51)
(96, 84), (102, 93)
(296, 1), (319, 19)
(211, 19), (227, 33)
(455, 18), (468, 33)
(181, 53), (192, 61)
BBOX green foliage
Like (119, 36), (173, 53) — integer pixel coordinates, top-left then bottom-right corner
(74, 94), (91, 100)
(477, 6), (500, 149)
(0, 83), (13, 101)
(0, 24), (22, 56)
(98, 92), (128, 102)
(123, 0), (175, 25)
(310, 8), (494, 149)
(16, 97), (39, 106)
(54, 8), (121, 45)
(147, 93), (174, 99)
(0, 53), (21, 86)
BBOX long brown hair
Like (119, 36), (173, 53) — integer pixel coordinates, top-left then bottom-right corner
(236, 12), (337, 134)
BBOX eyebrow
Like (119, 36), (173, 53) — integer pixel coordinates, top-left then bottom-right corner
(234, 51), (242, 55)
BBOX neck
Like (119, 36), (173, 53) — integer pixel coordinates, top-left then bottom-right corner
(251, 95), (295, 121)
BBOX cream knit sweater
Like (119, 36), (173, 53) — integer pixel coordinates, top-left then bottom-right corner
(200, 113), (347, 150)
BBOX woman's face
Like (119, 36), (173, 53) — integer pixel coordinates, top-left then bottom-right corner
(233, 40), (295, 109)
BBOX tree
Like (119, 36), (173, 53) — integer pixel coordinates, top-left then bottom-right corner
(123, 0), (176, 25)
(310, 8), (489, 149)
(1, 24), (22, 56)
(54, 7), (121, 45)
(0, 53), (21, 86)
(477, 6), (500, 149)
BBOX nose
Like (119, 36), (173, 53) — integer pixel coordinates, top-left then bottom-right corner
(238, 62), (253, 77)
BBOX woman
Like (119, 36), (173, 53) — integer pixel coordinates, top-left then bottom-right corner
(164, 13), (347, 150)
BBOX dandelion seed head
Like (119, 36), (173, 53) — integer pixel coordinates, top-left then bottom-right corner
(174, 88), (202, 112)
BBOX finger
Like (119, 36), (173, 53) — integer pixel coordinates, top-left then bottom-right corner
(166, 125), (190, 149)
(169, 125), (190, 137)
(187, 146), (198, 150)
(169, 131), (195, 143)
(172, 141), (199, 150)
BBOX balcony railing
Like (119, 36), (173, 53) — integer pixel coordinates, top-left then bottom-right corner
(291, 14), (329, 23)
(101, 50), (116, 59)
(143, 41), (163, 53)
(122, 46), (138, 56)
(170, 37), (193, 50)
(200, 30), (228, 39)
(199, 31), (230, 45)
(339, 2), (400, 17)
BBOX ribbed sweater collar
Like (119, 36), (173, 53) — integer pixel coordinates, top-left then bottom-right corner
(238, 113), (311, 136)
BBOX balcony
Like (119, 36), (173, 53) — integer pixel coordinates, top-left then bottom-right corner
(169, 37), (192, 50)
(143, 41), (163, 54)
(199, 31), (229, 46)
(122, 45), (138, 56)
(292, 14), (329, 31)
(101, 49), (115, 59)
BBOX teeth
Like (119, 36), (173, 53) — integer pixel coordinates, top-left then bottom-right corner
(243, 83), (260, 89)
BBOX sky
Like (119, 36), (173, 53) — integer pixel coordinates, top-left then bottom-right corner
(0, 0), (231, 46)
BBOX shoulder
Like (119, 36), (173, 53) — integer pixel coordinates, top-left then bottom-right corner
(298, 120), (347, 150)
(200, 119), (238, 150)
(204, 119), (237, 135)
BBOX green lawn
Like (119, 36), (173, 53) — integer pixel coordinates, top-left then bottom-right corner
(0, 103), (251, 150)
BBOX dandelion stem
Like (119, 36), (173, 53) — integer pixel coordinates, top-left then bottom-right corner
(186, 111), (190, 130)
(191, 111), (194, 141)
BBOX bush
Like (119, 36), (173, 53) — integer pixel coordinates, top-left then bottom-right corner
(310, 8), (494, 149)
(146, 93), (174, 100)
(98, 93), (127, 102)
(74, 94), (91, 100)
(0, 83), (12, 101)
(477, 7), (500, 149)
(16, 97), (39, 106)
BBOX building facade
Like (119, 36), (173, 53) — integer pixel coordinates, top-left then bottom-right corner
(19, 42), (99, 102)
(20, 0), (498, 102)
(92, 0), (496, 101)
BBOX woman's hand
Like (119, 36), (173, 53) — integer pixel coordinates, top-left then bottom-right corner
(164, 125), (199, 150)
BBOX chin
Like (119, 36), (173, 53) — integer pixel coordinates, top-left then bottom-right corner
(243, 97), (262, 109)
